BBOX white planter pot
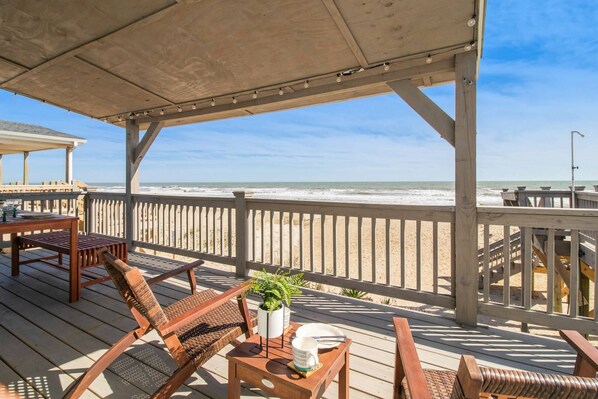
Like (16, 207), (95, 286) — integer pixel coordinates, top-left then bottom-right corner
(257, 305), (284, 338)
(284, 306), (291, 330)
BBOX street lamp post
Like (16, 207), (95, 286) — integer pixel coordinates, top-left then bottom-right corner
(570, 130), (585, 208)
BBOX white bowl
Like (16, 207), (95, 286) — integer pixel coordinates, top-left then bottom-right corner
(295, 323), (344, 349)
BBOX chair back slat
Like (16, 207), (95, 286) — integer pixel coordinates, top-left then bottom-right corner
(100, 249), (168, 328)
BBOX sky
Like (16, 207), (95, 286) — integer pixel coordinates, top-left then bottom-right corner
(0, 1), (597, 184)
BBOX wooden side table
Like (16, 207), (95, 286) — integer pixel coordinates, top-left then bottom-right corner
(226, 322), (351, 399)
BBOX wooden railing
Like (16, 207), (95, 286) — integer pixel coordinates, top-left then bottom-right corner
(478, 206), (598, 334)
(131, 194), (236, 265)
(0, 191), (86, 248)
(7, 189), (598, 333)
(244, 197), (456, 308)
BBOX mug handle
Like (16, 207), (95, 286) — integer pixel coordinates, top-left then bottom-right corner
(307, 352), (318, 368)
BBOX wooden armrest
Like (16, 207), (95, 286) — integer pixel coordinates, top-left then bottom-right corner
(560, 330), (598, 377)
(393, 317), (432, 399)
(158, 281), (252, 335)
(456, 355), (482, 399)
(146, 259), (204, 286)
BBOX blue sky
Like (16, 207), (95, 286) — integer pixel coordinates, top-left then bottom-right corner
(1, 1), (597, 184)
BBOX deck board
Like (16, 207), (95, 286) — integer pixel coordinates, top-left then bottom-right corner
(0, 250), (578, 398)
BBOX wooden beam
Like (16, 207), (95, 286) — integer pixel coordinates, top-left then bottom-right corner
(454, 51), (478, 327)
(321, 0), (369, 68)
(135, 59), (455, 125)
(388, 79), (455, 147)
(134, 122), (164, 165)
(125, 120), (140, 249)
(0, 3), (178, 87)
(23, 151), (29, 185)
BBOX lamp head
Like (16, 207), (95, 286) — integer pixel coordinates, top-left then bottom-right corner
(572, 130), (585, 138)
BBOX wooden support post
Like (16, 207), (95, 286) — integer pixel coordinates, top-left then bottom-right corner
(66, 146), (74, 184)
(125, 120), (140, 249)
(0, 155), (3, 185)
(454, 51), (478, 327)
(234, 191), (250, 278)
(23, 151), (29, 185)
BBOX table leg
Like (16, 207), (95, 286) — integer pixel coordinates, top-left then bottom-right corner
(69, 220), (79, 303)
(11, 233), (19, 276)
(339, 350), (349, 399)
(228, 361), (241, 399)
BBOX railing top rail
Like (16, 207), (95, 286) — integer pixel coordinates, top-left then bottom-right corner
(132, 193), (235, 206)
(478, 206), (598, 230)
(247, 198), (455, 222)
(0, 191), (85, 200)
(88, 191), (126, 200)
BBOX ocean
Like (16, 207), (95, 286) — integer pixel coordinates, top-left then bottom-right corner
(92, 181), (597, 206)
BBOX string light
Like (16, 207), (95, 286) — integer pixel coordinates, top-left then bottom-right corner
(160, 109), (164, 115)
(129, 113), (134, 119)
(177, 106), (182, 112)
(383, 63), (390, 71)
(464, 42), (475, 51)
(232, 96), (237, 104)
(426, 55), (433, 64)
(336, 74), (342, 83)
(278, 88), (284, 96)
(467, 17), (476, 27)
(210, 98), (216, 106)
(192, 103), (197, 110)
(102, 118), (107, 122)
(253, 91), (258, 99)
(303, 80), (309, 88)
(118, 116), (122, 121)
(143, 111), (149, 116)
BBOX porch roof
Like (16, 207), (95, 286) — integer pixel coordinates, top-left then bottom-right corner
(0, 0), (485, 129)
(0, 120), (86, 155)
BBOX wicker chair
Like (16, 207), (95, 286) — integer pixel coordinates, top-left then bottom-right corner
(393, 317), (598, 399)
(64, 249), (256, 399)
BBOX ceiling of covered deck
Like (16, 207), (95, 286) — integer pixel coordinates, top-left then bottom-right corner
(0, 0), (484, 129)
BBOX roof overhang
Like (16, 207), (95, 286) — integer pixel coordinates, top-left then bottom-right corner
(0, 130), (87, 155)
(0, 0), (485, 129)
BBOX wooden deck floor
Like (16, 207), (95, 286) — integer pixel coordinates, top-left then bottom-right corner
(0, 249), (579, 398)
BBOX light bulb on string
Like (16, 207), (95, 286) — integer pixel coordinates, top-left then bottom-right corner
(177, 106), (182, 112)
(210, 99), (216, 106)
(383, 63), (390, 71)
(192, 103), (197, 110)
(426, 55), (433, 64)
(278, 88), (284, 96)
(303, 80), (309, 88)
(253, 91), (258, 99)
(336, 74), (342, 83)
(232, 97), (237, 104)
(160, 109), (164, 115)
(467, 17), (476, 27)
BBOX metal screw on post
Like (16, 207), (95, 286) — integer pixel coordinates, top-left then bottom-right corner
(570, 130), (585, 208)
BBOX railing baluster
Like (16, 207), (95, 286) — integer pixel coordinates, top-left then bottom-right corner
(384, 219), (392, 285)
(416, 220), (421, 291)
(219, 207), (223, 255)
(345, 216), (349, 279)
(212, 206), (216, 254)
(289, 212), (294, 269)
(569, 229), (579, 318)
(371, 218), (376, 283)
(299, 213), (304, 270)
(523, 227), (532, 311)
(547, 228), (555, 314)
(503, 225), (511, 307)
(358, 216), (362, 281)
(321, 214), (325, 274)
(261, 209), (265, 262)
(332, 215), (337, 276)
(279, 211), (283, 266)
(309, 213), (314, 272)
(228, 207), (232, 257)
(434, 221), (440, 295)
(594, 232), (598, 321)
(400, 219), (405, 288)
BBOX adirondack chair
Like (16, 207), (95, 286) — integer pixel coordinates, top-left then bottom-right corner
(393, 317), (598, 399)
(64, 249), (256, 399)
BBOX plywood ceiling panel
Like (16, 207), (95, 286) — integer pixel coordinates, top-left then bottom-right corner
(336, 0), (475, 63)
(81, 0), (359, 104)
(4, 58), (169, 117)
(0, 0), (175, 68)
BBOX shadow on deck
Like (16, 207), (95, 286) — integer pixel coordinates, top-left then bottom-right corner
(0, 250), (576, 398)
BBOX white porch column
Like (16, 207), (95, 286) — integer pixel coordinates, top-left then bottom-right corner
(23, 151), (29, 185)
(454, 51), (478, 326)
(0, 155), (3, 185)
(65, 146), (74, 184)
(125, 120), (140, 248)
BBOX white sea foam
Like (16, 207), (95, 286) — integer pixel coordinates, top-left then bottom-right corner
(94, 181), (590, 206)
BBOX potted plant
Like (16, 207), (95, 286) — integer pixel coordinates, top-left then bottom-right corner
(247, 268), (304, 338)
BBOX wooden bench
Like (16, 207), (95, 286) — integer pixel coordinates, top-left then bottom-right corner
(13, 231), (128, 299)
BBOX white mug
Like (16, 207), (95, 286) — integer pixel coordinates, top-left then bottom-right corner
(292, 337), (319, 372)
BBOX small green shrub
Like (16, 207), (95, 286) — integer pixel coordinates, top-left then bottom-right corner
(341, 288), (369, 300)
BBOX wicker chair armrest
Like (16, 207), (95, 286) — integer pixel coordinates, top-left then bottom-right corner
(393, 317), (432, 399)
(560, 330), (598, 377)
(146, 259), (204, 286)
(479, 367), (598, 398)
(158, 281), (252, 335)
(455, 355), (482, 399)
